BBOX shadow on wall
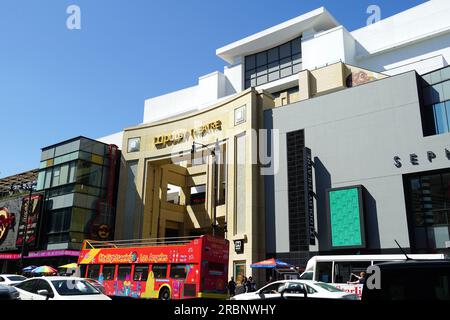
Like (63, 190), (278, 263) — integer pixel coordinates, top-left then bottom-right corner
(314, 156), (381, 251)
(363, 188), (381, 250)
(263, 111), (276, 254)
(313, 157), (331, 252)
(117, 156), (143, 240)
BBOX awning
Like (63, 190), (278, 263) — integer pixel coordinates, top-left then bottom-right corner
(250, 258), (294, 269)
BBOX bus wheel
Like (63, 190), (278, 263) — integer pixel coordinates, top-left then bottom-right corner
(159, 287), (171, 300)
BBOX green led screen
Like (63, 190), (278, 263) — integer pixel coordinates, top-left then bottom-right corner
(328, 187), (363, 248)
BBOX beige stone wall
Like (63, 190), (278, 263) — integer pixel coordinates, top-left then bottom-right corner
(115, 88), (272, 285)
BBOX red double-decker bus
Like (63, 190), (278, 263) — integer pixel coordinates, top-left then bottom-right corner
(78, 235), (229, 300)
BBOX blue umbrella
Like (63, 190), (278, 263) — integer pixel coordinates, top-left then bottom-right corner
(250, 258), (294, 269)
(22, 265), (37, 272)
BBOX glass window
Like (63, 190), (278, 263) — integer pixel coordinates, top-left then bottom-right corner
(405, 171), (450, 251)
(15, 279), (38, 293)
(260, 282), (284, 294)
(170, 264), (187, 279)
(36, 171), (45, 190)
(127, 137), (140, 153)
(35, 279), (54, 295)
(102, 265), (116, 280)
(316, 262), (332, 283)
(244, 36), (302, 89)
(44, 168), (52, 189)
(334, 261), (371, 283)
(152, 264), (167, 279)
(257, 75), (268, 85)
(280, 67), (293, 78)
(268, 48), (279, 63)
(279, 42), (291, 59)
(245, 55), (256, 71)
(68, 161), (77, 183)
(117, 265), (132, 281)
(47, 208), (72, 235)
(87, 265), (100, 279)
(292, 37), (302, 55)
(256, 52), (267, 67)
(133, 265), (149, 281)
(59, 163), (69, 185)
(77, 161), (102, 187)
(51, 280), (100, 296)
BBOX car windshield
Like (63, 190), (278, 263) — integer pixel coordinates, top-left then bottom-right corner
(315, 283), (345, 292)
(6, 276), (26, 282)
(51, 280), (100, 296)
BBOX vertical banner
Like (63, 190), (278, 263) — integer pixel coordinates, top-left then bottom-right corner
(16, 194), (42, 249)
(303, 147), (315, 246)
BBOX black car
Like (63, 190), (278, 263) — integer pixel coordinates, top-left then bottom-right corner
(0, 284), (20, 300)
(361, 260), (450, 301)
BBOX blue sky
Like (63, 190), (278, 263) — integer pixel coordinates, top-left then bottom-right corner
(0, 0), (427, 178)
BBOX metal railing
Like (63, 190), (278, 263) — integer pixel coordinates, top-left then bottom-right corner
(82, 235), (204, 250)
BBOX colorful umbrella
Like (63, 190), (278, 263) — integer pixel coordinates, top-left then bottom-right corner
(250, 258), (294, 269)
(31, 266), (57, 274)
(22, 265), (37, 272)
(58, 263), (78, 269)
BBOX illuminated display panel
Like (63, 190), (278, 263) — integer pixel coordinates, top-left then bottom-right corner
(327, 186), (365, 249)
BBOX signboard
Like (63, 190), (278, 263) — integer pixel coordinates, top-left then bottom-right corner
(0, 197), (22, 252)
(326, 186), (366, 249)
(234, 240), (244, 254)
(303, 147), (315, 246)
(16, 194), (42, 249)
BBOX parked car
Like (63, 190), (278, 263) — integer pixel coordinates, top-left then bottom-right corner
(0, 284), (20, 300)
(13, 277), (111, 300)
(231, 280), (358, 300)
(84, 278), (107, 295)
(0, 274), (27, 286)
(362, 260), (450, 301)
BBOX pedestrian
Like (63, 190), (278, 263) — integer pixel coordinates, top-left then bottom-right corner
(235, 278), (246, 296)
(242, 276), (248, 292)
(247, 276), (257, 292)
(347, 272), (366, 285)
(267, 275), (274, 284)
(227, 277), (236, 297)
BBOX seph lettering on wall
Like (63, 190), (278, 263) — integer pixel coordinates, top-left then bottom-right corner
(393, 149), (450, 168)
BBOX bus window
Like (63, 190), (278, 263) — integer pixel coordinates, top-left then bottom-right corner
(316, 262), (332, 283)
(79, 265), (87, 278)
(102, 265), (116, 280)
(117, 265), (132, 281)
(334, 261), (371, 283)
(152, 264), (168, 279)
(170, 264), (187, 279)
(87, 265), (100, 279)
(134, 265), (149, 281)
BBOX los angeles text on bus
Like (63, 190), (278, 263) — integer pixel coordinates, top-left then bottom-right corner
(77, 235), (229, 299)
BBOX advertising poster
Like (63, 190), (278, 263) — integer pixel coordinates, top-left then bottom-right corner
(16, 194), (42, 249)
(0, 197), (22, 251)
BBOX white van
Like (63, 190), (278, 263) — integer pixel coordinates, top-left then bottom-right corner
(299, 254), (446, 298)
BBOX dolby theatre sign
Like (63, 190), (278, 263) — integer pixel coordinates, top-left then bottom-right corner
(153, 120), (222, 147)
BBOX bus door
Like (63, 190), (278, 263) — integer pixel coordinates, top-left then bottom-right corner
(169, 264), (190, 299)
(116, 264), (133, 297)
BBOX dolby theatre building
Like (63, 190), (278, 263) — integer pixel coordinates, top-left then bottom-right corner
(105, 1), (450, 283)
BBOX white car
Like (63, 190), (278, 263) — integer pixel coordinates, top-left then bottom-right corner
(0, 274), (27, 286)
(231, 280), (358, 300)
(13, 277), (111, 300)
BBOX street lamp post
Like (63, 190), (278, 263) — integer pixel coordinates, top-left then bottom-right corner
(17, 181), (36, 272)
(191, 141), (219, 237)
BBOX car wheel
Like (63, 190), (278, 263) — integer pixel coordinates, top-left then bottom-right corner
(159, 287), (171, 300)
